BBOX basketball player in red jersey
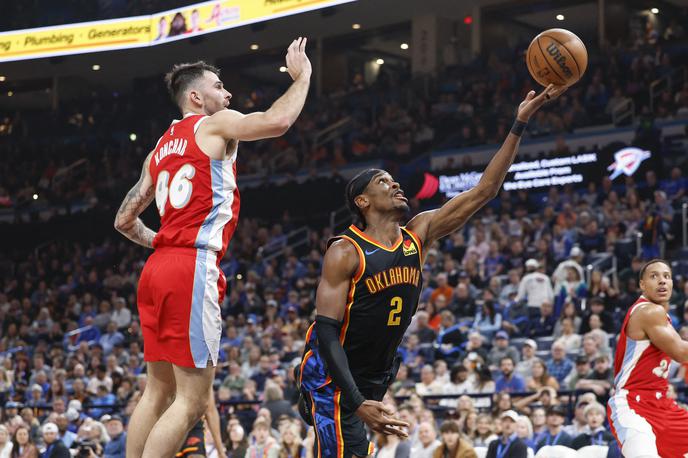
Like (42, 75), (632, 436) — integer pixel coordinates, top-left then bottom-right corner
(114, 38), (311, 458)
(608, 259), (688, 457)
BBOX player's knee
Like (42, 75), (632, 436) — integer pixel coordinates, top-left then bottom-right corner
(181, 396), (208, 422)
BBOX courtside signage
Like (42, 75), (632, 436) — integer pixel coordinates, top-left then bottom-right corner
(0, 0), (356, 62)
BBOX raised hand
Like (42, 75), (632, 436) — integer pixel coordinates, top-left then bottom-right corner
(285, 37), (312, 82)
(516, 83), (567, 122)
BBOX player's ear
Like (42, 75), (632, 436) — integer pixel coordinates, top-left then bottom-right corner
(354, 195), (369, 211)
(189, 89), (202, 106)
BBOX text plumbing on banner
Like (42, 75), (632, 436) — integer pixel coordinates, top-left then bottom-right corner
(0, 0), (357, 62)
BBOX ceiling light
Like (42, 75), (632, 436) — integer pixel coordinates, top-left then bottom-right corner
(0, 76), (5, 82)
(352, 23), (361, 30)
(376, 58), (384, 65)
(400, 43), (409, 50)
(129, 133), (137, 142)
(33, 194), (38, 200)
(250, 44), (259, 50)
(556, 14), (565, 21)
(651, 8), (659, 14)
(7, 91), (13, 97)
(92, 64), (101, 71)
(279, 66), (287, 73)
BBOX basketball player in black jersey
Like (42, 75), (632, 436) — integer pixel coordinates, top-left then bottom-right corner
(296, 84), (566, 458)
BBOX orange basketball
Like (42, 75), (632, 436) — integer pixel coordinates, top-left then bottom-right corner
(526, 28), (587, 87)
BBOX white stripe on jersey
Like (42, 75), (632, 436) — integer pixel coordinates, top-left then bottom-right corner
(615, 338), (651, 390)
(207, 155), (237, 251)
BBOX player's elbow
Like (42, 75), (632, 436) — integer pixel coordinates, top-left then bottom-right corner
(265, 115), (291, 137)
(114, 216), (131, 233)
(476, 183), (499, 202)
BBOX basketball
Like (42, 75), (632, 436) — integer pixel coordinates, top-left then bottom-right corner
(526, 28), (588, 87)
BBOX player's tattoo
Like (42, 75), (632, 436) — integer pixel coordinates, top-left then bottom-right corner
(115, 155), (156, 248)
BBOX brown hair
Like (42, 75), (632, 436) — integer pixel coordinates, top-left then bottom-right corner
(164, 61), (220, 107)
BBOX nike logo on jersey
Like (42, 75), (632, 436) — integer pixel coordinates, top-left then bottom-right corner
(365, 248), (380, 255)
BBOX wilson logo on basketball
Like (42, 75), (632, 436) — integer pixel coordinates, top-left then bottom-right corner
(402, 239), (417, 256)
(545, 42), (573, 78)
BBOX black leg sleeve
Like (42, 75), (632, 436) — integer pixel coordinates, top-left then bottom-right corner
(314, 315), (366, 411)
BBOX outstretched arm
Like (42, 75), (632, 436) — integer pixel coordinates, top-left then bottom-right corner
(203, 38), (312, 141)
(114, 153), (156, 248)
(406, 84), (566, 249)
(315, 240), (409, 437)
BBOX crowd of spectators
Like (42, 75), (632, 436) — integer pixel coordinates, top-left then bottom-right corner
(1, 19), (688, 217)
(1, 146), (687, 456)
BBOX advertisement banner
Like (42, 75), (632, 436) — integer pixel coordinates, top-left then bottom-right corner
(0, 16), (152, 62)
(0, 0), (356, 63)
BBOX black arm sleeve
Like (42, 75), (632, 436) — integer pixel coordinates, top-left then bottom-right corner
(314, 315), (366, 411)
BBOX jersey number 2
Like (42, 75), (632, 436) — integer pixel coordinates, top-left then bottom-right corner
(387, 296), (403, 326)
(155, 164), (195, 216)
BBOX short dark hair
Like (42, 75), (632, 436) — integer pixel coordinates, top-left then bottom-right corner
(439, 420), (460, 434)
(639, 258), (672, 280)
(164, 61), (220, 107)
(345, 169), (384, 229)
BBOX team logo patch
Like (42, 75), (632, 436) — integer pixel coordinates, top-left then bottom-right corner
(402, 239), (417, 256)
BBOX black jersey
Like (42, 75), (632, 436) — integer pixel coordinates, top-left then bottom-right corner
(298, 224), (423, 396)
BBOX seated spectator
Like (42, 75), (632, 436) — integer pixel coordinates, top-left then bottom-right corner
(563, 393), (597, 438)
(375, 428), (411, 458)
(262, 382), (296, 429)
(530, 407), (547, 443)
(225, 422), (248, 458)
(553, 301), (582, 338)
(411, 421), (441, 458)
(488, 331), (520, 369)
(462, 332), (489, 363)
(41, 423), (70, 458)
(103, 415), (126, 458)
(471, 414), (498, 448)
(546, 342), (573, 385)
(99, 322), (125, 356)
(279, 421), (305, 458)
(515, 339), (538, 380)
(492, 393), (514, 420)
(530, 301), (556, 338)
(472, 364), (496, 409)
(563, 355), (591, 391)
(246, 417), (280, 458)
(10, 424), (38, 458)
(501, 299), (531, 337)
(416, 365), (444, 396)
(0, 425), (11, 458)
(517, 259), (554, 316)
(526, 359), (560, 391)
(472, 301), (503, 340)
(486, 410), (529, 458)
(452, 283), (476, 318)
(535, 406), (573, 452)
(433, 420), (477, 458)
(436, 310), (467, 361)
(580, 298), (615, 334)
(571, 402), (615, 450)
(516, 415), (537, 450)
(554, 318), (581, 353)
(580, 333), (602, 362)
(442, 365), (473, 407)
(575, 355), (613, 397)
(414, 311), (438, 344)
(495, 357), (526, 394)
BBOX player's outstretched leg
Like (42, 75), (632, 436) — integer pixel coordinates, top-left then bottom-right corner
(126, 361), (176, 458)
(141, 364), (214, 458)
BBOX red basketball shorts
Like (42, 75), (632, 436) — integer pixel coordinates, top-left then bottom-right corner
(608, 388), (688, 457)
(137, 246), (226, 368)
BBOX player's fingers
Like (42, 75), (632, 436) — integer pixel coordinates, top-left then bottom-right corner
(300, 37), (308, 53)
(372, 401), (394, 416)
(382, 417), (410, 429)
(383, 425), (409, 438)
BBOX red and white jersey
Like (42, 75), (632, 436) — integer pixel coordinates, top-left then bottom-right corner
(612, 296), (671, 393)
(150, 113), (240, 259)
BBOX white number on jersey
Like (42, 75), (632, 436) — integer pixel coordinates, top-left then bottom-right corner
(155, 164), (196, 216)
(651, 359), (670, 379)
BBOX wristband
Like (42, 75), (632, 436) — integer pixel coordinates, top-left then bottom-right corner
(511, 120), (528, 136)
